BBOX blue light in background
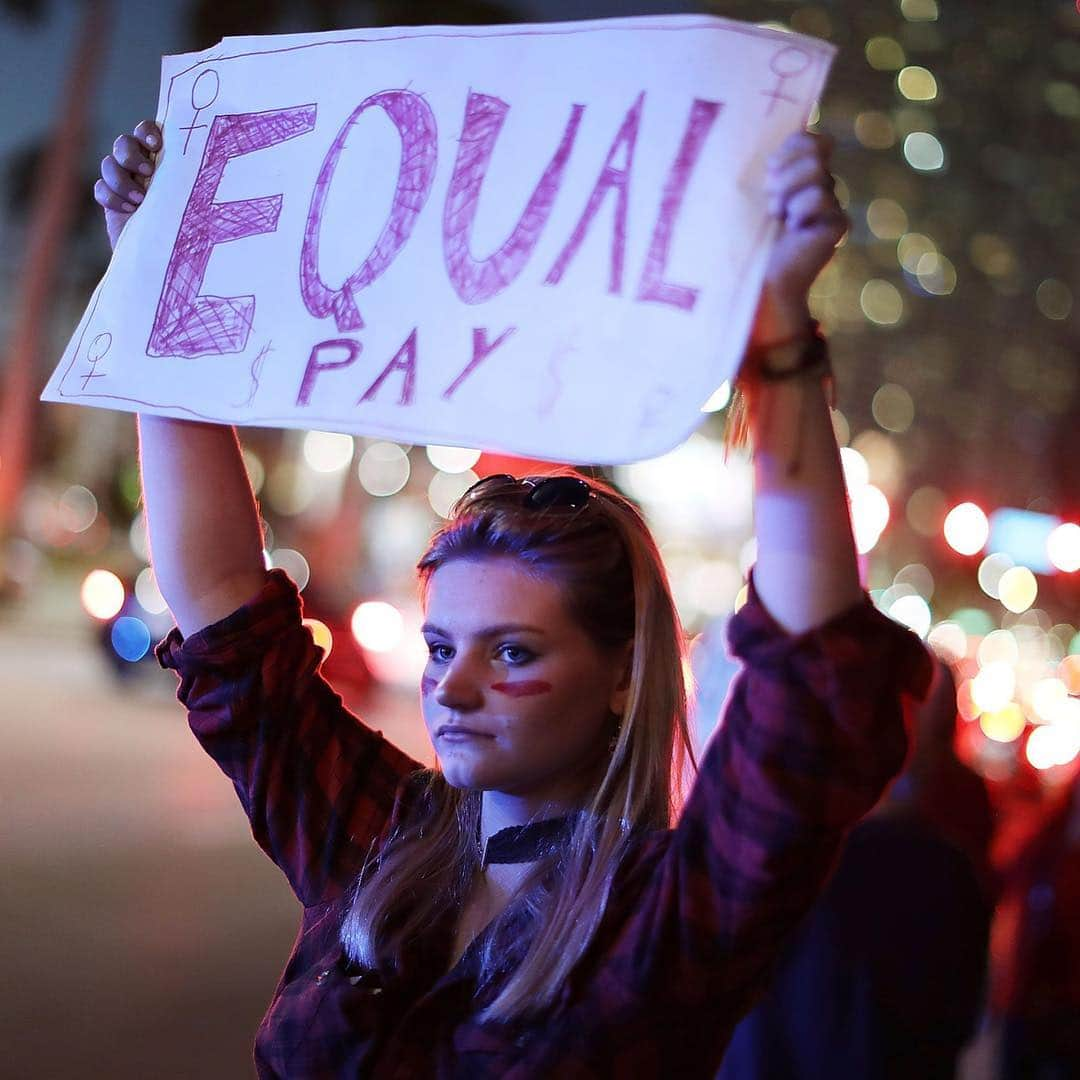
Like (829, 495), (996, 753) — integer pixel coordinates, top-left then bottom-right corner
(987, 508), (1060, 575)
(111, 616), (152, 662)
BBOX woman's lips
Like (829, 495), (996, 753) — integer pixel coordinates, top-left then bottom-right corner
(436, 725), (494, 740)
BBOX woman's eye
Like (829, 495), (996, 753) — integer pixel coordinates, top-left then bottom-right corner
(427, 643), (453, 663)
(497, 644), (534, 664)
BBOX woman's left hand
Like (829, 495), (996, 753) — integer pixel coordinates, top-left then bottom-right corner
(749, 131), (848, 349)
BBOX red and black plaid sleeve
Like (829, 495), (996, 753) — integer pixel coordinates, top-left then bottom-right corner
(600, 573), (934, 1048)
(156, 568), (423, 908)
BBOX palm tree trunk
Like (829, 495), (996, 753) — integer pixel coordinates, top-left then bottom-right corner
(0, 0), (112, 541)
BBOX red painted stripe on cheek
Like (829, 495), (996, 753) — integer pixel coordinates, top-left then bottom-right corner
(421, 676), (438, 697)
(490, 680), (552, 698)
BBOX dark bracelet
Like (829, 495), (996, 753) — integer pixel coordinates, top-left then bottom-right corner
(751, 323), (831, 381)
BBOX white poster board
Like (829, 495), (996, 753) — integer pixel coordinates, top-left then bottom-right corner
(41, 16), (834, 464)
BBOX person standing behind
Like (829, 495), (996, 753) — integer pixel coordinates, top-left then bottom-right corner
(718, 658), (995, 1080)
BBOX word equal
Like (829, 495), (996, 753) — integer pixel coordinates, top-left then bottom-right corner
(148, 89), (723, 368)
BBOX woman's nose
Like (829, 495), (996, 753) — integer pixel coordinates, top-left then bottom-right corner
(434, 657), (485, 710)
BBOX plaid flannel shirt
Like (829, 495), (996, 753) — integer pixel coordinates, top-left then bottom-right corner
(157, 568), (931, 1078)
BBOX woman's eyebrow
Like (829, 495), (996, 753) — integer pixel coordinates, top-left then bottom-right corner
(420, 622), (547, 638)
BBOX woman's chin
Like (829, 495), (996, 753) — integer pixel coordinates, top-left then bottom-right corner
(438, 759), (494, 790)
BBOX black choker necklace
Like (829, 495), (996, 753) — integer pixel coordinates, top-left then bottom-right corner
(481, 814), (577, 867)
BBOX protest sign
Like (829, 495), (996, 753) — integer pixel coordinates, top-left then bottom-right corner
(41, 16), (834, 464)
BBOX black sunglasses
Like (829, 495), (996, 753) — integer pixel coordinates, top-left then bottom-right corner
(461, 473), (594, 511)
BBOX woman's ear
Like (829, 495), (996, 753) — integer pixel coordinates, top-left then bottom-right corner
(608, 642), (633, 716)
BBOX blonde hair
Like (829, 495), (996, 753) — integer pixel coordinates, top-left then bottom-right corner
(340, 469), (696, 1021)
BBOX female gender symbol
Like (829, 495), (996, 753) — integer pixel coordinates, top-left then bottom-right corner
(79, 331), (112, 391)
(181, 69), (221, 154)
(763, 46), (812, 114)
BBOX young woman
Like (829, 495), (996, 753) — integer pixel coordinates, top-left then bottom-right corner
(97, 118), (931, 1077)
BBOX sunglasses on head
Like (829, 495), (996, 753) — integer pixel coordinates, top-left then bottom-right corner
(461, 473), (595, 511)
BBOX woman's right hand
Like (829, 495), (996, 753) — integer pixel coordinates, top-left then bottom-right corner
(94, 119), (161, 250)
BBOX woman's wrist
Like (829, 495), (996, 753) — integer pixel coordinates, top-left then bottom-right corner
(748, 292), (812, 351)
(746, 322), (829, 381)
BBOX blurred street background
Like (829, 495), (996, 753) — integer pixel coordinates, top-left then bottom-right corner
(2, 0), (1079, 1076)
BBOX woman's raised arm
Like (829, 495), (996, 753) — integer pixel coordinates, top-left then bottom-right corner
(743, 131), (864, 635)
(97, 121), (267, 636)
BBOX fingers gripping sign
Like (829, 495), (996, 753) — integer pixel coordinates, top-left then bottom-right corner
(96, 120), (161, 250)
(752, 130), (847, 344)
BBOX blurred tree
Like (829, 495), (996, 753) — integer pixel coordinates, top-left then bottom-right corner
(0, 0), (112, 559)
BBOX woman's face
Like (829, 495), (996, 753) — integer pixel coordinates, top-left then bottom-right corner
(420, 556), (630, 811)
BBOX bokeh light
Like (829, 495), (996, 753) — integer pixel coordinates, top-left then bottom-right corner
(971, 662), (1016, 714)
(128, 511), (151, 562)
(854, 111), (896, 149)
(903, 131), (945, 171)
(1026, 717), (1080, 770)
(134, 566), (168, 615)
(900, 0), (939, 19)
(1035, 278), (1073, 321)
(830, 408), (851, 447)
(266, 462), (315, 516)
(865, 36), (905, 71)
(268, 548), (311, 591)
(429, 469), (479, 519)
(1029, 678), (1069, 724)
(302, 618), (333, 661)
(927, 621), (967, 661)
(839, 446), (869, 489)
(425, 445), (482, 473)
(944, 502), (989, 556)
(303, 431), (355, 473)
(978, 553), (1014, 600)
(1062, 655), (1080, 695)
(978, 629), (1019, 667)
(979, 703), (1025, 743)
(111, 617), (152, 663)
(907, 486), (947, 538)
(241, 448), (266, 494)
(950, 607), (996, 637)
(860, 279), (904, 324)
(1027, 725), (1062, 770)
(700, 380), (732, 413)
(897, 66), (938, 101)
(351, 601), (404, 653)
(81, 569), (125, 621)
(851, 483), (890, 554)
(889, 593), (932, 638)
(970, 234), (1017, 278)
(915, 252), (957, 295)
(1045, 80), (1080, 119)
(1047, 522), (1080, 572)
(866, 198), (908, 240)
(871, 384), (915, 433)
(358, 442), (410, 497)
(897, 232), (937, 273)
(734, 583), (749, 612)
(894, 563), (935, 599)
(956, 678), (981, 723)
(998, 566), (1038, 614)
(57, 485), (98, 533)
